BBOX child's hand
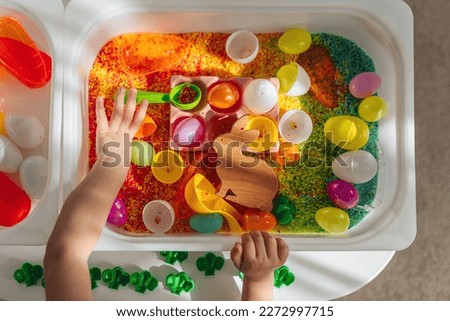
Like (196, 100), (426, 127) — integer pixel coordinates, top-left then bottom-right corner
(95, 87), (148, 169)
(231, 231), (289, 283)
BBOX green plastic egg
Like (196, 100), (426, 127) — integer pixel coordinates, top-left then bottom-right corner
(131, 140), (154, 167)
(189, 213), (224, 234)
(315, 207), (350, 233)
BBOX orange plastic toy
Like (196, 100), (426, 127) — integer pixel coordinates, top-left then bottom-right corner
(0, 17), (51, 88)
(118, 34), (190, 76)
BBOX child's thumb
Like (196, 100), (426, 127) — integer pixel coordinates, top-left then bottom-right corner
(230, 242), (243, 270)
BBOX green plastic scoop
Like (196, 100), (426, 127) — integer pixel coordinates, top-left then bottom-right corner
(125, 83), (202, 110)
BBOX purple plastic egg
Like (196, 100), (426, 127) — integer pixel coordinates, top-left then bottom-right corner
(349, 72), (381, 99)
(327, 180), (359, 209)
(172, 116), (206, 147)
(107, 197), (128, 226)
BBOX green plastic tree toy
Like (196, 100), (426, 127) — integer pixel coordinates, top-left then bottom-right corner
(166, 272), (194, 295)
(130, 271), (159, 294)
(274, 265), (295, 288)
(13, 263), (44, 287)
(160, 251), (189, 265)
(102, 266), (130, 290)
(196, 252), (225, 276)
(272, 195), (297, 225)
(90, 267), (102, 289)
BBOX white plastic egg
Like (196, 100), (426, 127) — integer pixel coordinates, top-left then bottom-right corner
(19, 155), (48, 200)
(0, 135), (23, 173)
(243, 79), (278, 114)
(5, 114), (45, 149)
(332, 150), (378, 184)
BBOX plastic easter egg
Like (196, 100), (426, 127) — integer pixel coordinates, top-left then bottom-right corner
(245, 116), (278, 152)
(0, 172), (31, 227)
(358, 96), (387, 122)
(226, 30), (259, 64)
(206, 113), (238, 141)
(0, 111), (6, 135)
(134, 115), (157, 139)
(0, 135), (23, 173)
(315, 207), (350, 233)
(277, 62), (311, 96)
(242, 208), (277, 231)
(332, 150), (378, 184)
(131, 140), (154, 167)
(243, 79), (278, 114)
(107, 197), (128, 226)
(349, 72), (381, 98)
(278, 109), (313, 144)
(172, 116), (206, 147)
(207, 81), (241, 111)
(189, 213), (224, 234)
(142, 200), (175, 234)
(19, 155), (47, 200)
(5, 114), (44, 149)
(327, 180), (359, 209)
(151, 150), (185, 184)
(324, 116), (369, 150)
(278, 28), (312, 54)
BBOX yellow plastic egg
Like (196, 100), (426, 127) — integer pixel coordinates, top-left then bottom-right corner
(151, 150), (185, 184)
(245, 116), (278, 152)
(315, 207), (350, 233)
(278, 28), (312, 55)
(324, 116), (369, 150)
(358, 96), (387, 122)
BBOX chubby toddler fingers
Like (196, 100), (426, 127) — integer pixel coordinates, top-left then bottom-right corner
(241, 232), (256, 260)
(250, 231), (267, 259)
(276, 238), (289, 264)
(110, 87), (126, 131)
(121, 88), (138, 130)
(129, 99), (148, 136)
(95, 96), (108, 133)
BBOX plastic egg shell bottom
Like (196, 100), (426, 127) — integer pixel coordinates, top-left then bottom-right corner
(19, 155), (48, 200)
(332, 150), (378, 184)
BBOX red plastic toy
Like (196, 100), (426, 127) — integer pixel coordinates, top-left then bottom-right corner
(0, 17), (51, 88)
(0, 173), (31, 227)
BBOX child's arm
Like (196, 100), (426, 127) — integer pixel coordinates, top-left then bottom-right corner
(44, 88), (147, 300)
(231, 231), (289, 301)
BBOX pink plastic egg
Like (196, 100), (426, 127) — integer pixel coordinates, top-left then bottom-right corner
(327, 180), (359, 209)
(172, 116), (206, 147)
(107, 197), (128, 226)
(349, 72), (381, 99)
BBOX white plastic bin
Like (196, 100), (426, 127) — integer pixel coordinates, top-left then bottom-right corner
(64, 0), (415, 251)
(0, 0), (63, 245)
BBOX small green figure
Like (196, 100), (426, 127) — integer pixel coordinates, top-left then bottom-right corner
(130, 271), (158, 294)
(165, 272), (194, 295)
(13, 263), (44, 287)
(159, 251), (189, 265)
(274, 265), (295, 288)
(90, 267), (102, 289)
(196, 252), (225, 276)
(272, 195), (297, 225)
(102, 266), (130, 290)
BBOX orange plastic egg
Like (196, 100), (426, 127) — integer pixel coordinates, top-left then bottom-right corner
(242, 208), (277, 231)
(207, 82), (240, 109)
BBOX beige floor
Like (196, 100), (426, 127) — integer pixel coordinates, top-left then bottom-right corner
(340, 0), (450, 300)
